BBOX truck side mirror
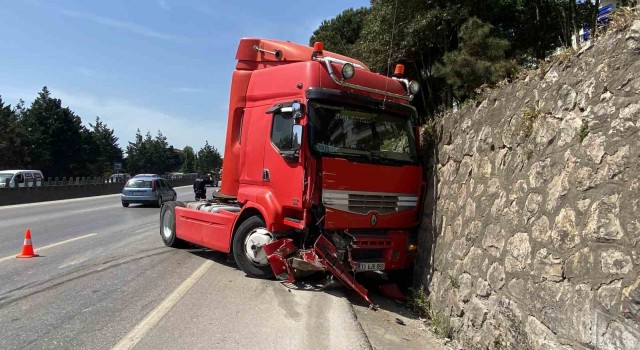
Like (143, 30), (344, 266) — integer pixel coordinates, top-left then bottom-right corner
(292, 102), (303, 119)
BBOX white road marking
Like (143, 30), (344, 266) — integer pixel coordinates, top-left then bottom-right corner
(111, 260), (214, 350)
(0, 233), (98, 263)
(75, 205), (121, 213)
(0, 185), (192, 210)
(57, 257), (89, 269)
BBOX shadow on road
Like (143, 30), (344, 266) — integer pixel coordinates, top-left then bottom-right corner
(185, 246), (417, 317)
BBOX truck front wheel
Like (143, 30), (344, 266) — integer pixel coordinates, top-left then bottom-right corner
(232, 216), (274, 279)
(160, 201), (186, 248)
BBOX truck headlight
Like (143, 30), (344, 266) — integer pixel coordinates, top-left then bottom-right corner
(342, 63), (355, 80)
(409, 80), (420, 95)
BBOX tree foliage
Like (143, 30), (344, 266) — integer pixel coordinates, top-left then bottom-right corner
(89, 117), (123, 176)
(309, 7), (370, 57)
(20, 87), (88, 177)
(315, 1), (603, 118)
(435, 17), (519, 101)
(181, 146), (197, 173)
(196, 141), (222, 174)
(1, 86), (199, 178)
(125, 130), (182, 175)
(0, 97), (27, 169)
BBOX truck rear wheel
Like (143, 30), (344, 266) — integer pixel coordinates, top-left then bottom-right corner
(160, 201), (186, 248)
(232, 216), (274, 279)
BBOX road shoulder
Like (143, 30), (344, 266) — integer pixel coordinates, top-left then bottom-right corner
(351, 292), (447, 349)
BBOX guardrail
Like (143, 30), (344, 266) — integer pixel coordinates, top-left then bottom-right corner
(0, 175), (198, 206)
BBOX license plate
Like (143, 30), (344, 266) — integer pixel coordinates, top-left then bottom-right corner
(356, 262), (385, 272)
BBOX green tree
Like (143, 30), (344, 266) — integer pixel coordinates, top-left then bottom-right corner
(309, 7), (370, 56)
(0, 97), (27, 168)
(435, 17), (518, 101)
(89, 117), (123, 176)
(125, 129), (145, 174)
(125, 129), (181, 174)
(312, 0), (587, 116)
(21, 87), (87, 177)
(196, 141), (222, 174)
(181, 146), (197, 173)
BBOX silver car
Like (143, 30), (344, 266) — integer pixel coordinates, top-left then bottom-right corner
(121, 176), (176, 207)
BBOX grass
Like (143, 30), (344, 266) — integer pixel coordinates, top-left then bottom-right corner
(429, 309), (454, 339)
(407, 287), (453, 339)
(448, 274), (460, 289)
(518, 104), (543, 139)
(578, 122), (589, 143)
(608, 6), (640, 32)
(408, 287), (430, 317)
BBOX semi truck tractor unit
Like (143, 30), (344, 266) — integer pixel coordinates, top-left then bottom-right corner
(160, 38), (424, 305)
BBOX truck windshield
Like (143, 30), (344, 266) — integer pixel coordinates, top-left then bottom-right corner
(309, 102), (418, 165)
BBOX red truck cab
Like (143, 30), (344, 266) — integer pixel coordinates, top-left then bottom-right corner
(160, 38), (424, 304)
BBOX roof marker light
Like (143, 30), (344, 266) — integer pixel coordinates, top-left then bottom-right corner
(393, 64), (405, 76)
(313, 42), (324, 56)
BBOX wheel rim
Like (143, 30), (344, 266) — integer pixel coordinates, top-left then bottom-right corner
(162, 210), (173, 239)
(243, 228), (273, 266)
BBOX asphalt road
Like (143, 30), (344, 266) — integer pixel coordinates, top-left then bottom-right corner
(0, 187), (370, 350)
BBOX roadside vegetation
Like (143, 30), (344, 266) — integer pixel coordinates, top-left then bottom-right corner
(310, 1), (609, 123)
(408, 287), (453, 339)
(0, 87), (221, 178)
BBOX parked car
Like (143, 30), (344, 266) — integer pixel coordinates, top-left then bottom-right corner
(0, 170), (44, 188)
(121, 175), (176, 207)
(108, 173), (131, 183)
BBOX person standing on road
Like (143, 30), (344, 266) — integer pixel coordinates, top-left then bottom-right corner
(193, 177), (207, 200)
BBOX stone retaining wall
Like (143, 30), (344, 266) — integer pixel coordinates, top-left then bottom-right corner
(419, 21), (640, 349)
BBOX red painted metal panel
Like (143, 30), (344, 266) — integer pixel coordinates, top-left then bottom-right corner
(175, 207), (237, 253)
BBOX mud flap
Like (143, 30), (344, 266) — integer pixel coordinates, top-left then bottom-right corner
(314, 235), (373, 306)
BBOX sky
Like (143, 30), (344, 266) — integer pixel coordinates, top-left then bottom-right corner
(0, 0), (370, 154)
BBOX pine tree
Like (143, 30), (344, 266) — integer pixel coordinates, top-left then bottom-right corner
(181, 146), (197, 173)
(309, 7), (370, 56)
(21, 87), (86, 177)
(196, 141), (222, 174)
(434, 17), (518, 102)
(90, 117), (123, 176)
(0, 97), (27, 168)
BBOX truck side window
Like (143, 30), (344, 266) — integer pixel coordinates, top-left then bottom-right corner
(271, 113), (295, 151)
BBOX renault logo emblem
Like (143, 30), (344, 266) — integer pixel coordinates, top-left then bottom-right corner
(370, 214), (378, 226)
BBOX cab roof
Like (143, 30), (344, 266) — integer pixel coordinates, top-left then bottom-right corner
(235, 38), (369, 70)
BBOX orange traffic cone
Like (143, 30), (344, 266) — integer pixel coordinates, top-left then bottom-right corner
(16, 228), (39, 258)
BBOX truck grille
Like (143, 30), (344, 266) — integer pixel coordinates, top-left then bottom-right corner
(322, 190), (418, 215)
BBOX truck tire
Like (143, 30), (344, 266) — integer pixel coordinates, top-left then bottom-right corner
(122, 202), (129, 207)
(160, 201), (186, 248)
(232, 216), (274, 279)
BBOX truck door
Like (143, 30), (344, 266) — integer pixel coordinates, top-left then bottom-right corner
(239, 108), (267, 187)
(262, 102), (305, 222)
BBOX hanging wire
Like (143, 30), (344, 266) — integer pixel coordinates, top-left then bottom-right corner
(382, 0), (399, 109)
